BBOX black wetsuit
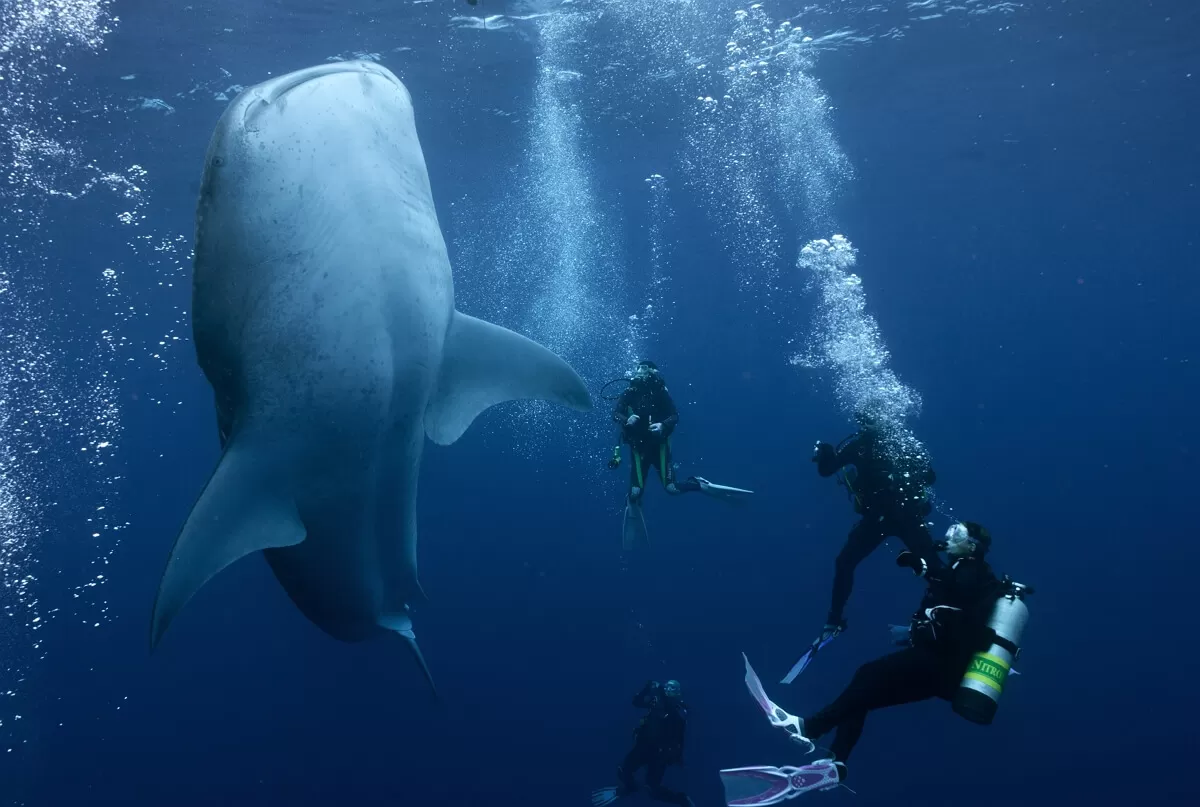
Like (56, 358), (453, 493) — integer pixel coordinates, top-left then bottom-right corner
(618, 682), (691, 806)
(802, 555), (1002, 765)
(612, 376), (699, 501)
(814, 429), (943, 625)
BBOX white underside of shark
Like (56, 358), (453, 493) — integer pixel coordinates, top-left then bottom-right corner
(150, 61), (592, 689)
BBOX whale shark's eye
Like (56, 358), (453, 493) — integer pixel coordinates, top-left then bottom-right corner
(211, 156), (225, 168)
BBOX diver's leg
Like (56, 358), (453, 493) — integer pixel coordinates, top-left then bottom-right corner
(618, 745), (646, 794)
(628, 450), (646, 504)
(645, 758), (690, 806)
(895, 517), (945, 574)
(661, 439), (697, 495)
(828, 519), (888, 625)
(803, 647), (944, 763)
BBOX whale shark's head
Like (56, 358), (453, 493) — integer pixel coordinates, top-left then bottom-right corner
(217, 60), (409, 141)
(198, 62), (417, 207)
(196, 60), (421, 247)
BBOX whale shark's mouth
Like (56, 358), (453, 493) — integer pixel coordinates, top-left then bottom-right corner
(241, 61), (406, 131)
(265, 61), (400, 104)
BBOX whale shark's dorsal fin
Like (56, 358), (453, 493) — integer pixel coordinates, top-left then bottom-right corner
(424, 310), (593, 446)
(150, 438), (306, 649)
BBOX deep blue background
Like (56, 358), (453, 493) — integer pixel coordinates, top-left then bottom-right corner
(3, 0), (1198, 804)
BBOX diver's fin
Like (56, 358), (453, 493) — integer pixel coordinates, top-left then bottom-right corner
(692, 476), (754, 501)
(379, 612), (438, 699)
(720, 761), (840, 806)
(424, 310), (592, 446)
(743, 653), (815, 751)
(622, 501), (649, 551)
(720, 766), (793, 806)
(150, 440), (305, 649)
(591, 786), (621, 807)
(781, 624), (842, 684)
(780, 645), (817, 685)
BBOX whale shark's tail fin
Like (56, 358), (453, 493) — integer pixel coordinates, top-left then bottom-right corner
(424, 310), (593, 446)
(379, 611), (439, 700)
(150, 439), (306, 649)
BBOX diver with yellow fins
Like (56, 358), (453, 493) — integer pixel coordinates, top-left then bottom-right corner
(721, 522), (1033, 803)
(604, 359), (753, 549)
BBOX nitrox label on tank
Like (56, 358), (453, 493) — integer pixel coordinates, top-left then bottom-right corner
(964, 653), (1009, 692)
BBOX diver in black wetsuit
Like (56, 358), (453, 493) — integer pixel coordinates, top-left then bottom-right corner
(592, 680), (694, 807)
(797, 522), (1008, 784)
(605, 360), (753, 549)
(607, 360), (700, 501)
(812, 414), (942, 633)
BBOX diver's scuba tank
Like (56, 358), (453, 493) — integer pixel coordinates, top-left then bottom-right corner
(953, 576), (1033, 725)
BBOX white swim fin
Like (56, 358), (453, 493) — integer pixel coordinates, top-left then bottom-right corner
(692, 475), (754, 501)
(622, 501), (649, 550)
(591, 786), (621, 807)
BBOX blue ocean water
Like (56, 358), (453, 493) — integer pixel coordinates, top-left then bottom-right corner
(0, 0), (1196, 804)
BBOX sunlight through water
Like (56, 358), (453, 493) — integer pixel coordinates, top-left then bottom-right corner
(458, 6), (636, 471)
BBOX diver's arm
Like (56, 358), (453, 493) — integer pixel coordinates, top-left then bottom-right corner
(814, 435), (859, 477)
(903, 556), (997, 605)
(933, 561), (999, 640)
(953, 559), (1000, 603)
(610, 393), (629, 459)
(896, 550), (931, 578)
(632, 680), (660, 708)
(658, 390), (680, 436)
(612, 389), (630, 425)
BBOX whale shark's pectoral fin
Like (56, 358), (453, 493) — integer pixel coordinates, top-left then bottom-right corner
(424, 310), (593, 446)
(379, 612), (439, 699)
(150, 441), (306, 649)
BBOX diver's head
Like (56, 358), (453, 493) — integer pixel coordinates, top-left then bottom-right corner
(936, 521), (991, 559)
(662, 679), (682, 699)
(854, 410), (881, 434)
(632, 359), (659, 382)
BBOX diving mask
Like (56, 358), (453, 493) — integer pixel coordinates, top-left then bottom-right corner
(936, 522), (975, 555)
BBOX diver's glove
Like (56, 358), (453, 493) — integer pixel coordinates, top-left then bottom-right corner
(608, 446), (622, 469)
(649, 422), (663, 435)
(626, 413), (641, 427)
(895, 551), (929, 577)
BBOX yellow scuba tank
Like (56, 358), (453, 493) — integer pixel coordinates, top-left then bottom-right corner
(953, 577), (1032, 725)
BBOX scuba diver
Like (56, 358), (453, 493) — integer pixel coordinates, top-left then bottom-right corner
(604, 359), (753, 549)
(782, 413), (942, 683)
(592, 679), (695, 807)
(722, 522), (1032, 804)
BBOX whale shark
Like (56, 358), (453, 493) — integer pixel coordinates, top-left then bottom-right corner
(151, 61), (592, 689)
